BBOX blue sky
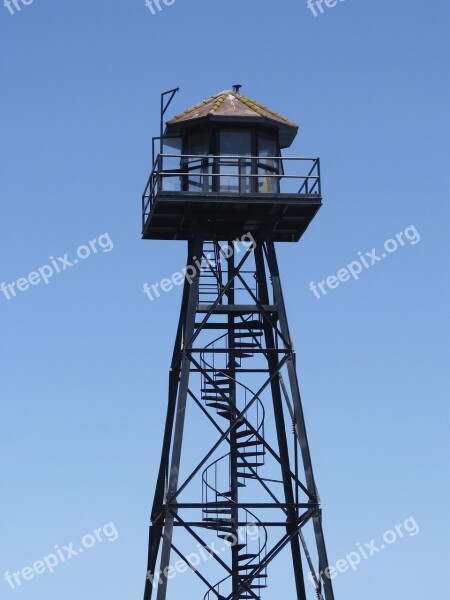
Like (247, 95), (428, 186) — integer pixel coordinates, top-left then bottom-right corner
(0, 1), (449, 599)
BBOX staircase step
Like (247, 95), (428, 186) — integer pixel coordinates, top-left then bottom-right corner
(221, 542), (246, 551)
(237, 451), (265, 457)
(232, 332), (263, 339)
(237, 462), (264, 468)
(219, 490), (233, 498)
(202, 395), (229, 402)
(205, 402), (231, 411)
(237, 564), (265, 571)
(217, 411), (234, 420)
(234, 342), (260, 349)
(235, 429), (256, 439)
(201, 385), (229, 392)
(234, 320), (264, 329)
(241, 585), (268, 597)
(237, 472), (257, 479)
(236, 440), (262, 448)
(203, 523), (233, 532)
(237, 553), (258, 561)
(194, 321), (262, 331)
(201, 385), (230, 393)
(218, 535), (245, 547)
(216, 479), (244, 491)
(202, 389), (230, 396)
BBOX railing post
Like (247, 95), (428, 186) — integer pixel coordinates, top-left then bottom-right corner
(317, 158), (321, 196)
(158, 153), (163, 193)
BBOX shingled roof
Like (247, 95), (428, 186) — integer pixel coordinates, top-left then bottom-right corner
(166, 90), (299, 148)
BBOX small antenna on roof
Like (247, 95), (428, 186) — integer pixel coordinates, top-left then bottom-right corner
(232, 84), (242, 93)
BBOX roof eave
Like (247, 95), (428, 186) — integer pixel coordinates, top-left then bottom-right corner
(166, 115), (298, 148)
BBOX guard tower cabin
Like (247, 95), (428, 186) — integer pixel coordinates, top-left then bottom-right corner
(142, 89), (321, 242)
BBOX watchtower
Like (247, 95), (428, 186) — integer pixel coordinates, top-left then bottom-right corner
(142, 88), (334, 600)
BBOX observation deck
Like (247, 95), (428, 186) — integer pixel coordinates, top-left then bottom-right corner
(142, 153), (321, 242)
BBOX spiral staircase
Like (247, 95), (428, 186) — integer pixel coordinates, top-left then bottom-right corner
(198, 246), (269, 600)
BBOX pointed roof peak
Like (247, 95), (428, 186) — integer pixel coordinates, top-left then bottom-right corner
(166, 89), (299, 148)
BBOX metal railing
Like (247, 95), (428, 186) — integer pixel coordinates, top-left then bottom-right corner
(142, 154), (321, 227)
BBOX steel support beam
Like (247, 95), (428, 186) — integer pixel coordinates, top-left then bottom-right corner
(143, 236), (334, 600)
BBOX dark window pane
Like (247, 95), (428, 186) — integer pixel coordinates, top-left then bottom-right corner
(258, 132), (279, 171)
(163, 137), (182, 154)
(219, 163), (240, 193)
(258, 132), (277, 158)
(218, 158), (253, 193)
(161, 137), (182, 191)
(187, 132), (211, 155)
(183, 132), (212, 192)
(220, 130), (252, 156)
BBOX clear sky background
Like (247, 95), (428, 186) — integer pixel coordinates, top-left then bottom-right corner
(1, 1), (449, 599)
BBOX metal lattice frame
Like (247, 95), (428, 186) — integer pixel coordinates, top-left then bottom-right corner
(143, 236), (334, 600)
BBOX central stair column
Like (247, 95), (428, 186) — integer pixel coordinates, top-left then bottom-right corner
(227, 242), (240, 598)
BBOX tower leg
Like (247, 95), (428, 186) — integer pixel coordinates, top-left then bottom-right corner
(144, 236), (203, 600)
(265, 239), (335, 600)
(255, 244), (307, 600)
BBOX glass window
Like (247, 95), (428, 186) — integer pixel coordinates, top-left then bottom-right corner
(258, 166), (278, 193)
(258, 132), (279, 169)
(219, 163), (240, 193)
(220, 130), (252, 156)
(219, 160), (252, 193)
(258, 131), (277, 158)
(257, 131), (280, 193)
(161, 137), (182, 191)
(163, 136), (182, 154)
(183, 132), (212, 192)
(218, 130), (252, 193)
(188, 131), (211, 155)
